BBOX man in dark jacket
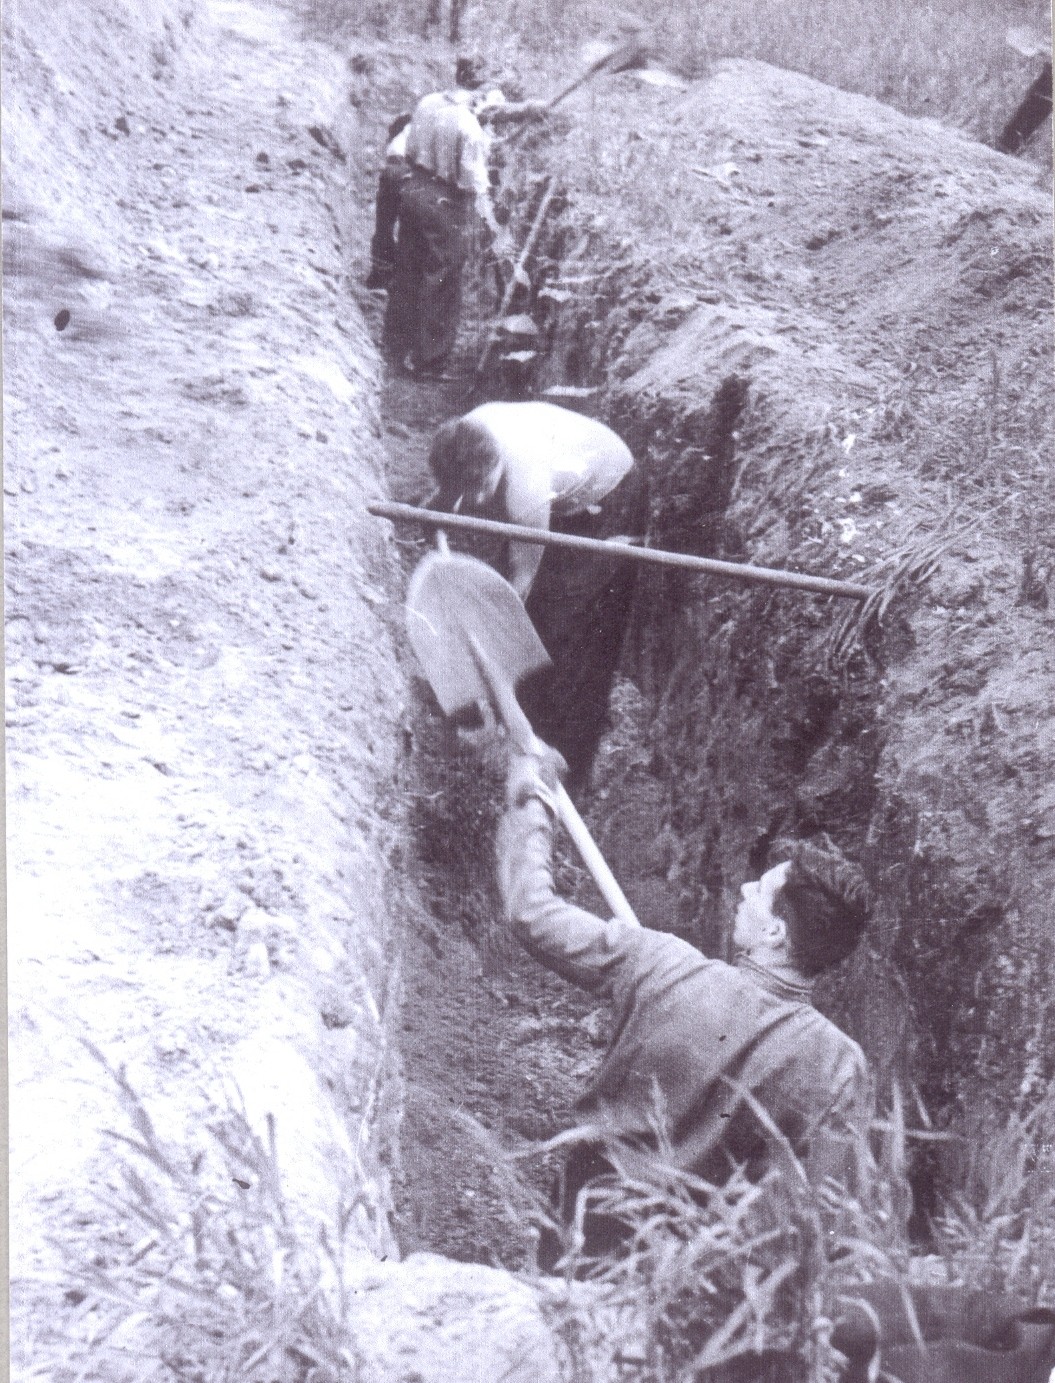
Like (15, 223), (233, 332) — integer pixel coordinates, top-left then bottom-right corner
(496, 747), (1055, 1380)
(496, 745), (873, 1265)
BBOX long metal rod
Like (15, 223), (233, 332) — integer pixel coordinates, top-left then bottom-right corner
(367, 501), (874, 601)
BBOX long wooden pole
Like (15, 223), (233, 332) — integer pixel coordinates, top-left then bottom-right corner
(367, 501), (874, 602)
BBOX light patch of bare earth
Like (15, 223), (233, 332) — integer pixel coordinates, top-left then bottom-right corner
(5, 2), (566, 1377)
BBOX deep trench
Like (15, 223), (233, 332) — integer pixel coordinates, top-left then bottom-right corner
(362, 146), (907, 1267)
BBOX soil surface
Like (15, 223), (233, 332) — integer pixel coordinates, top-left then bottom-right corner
(7, 0), (1055, 1374)
(6, 0), (414, 1361)
(546, 62), (1055, 1137)
(5, 1), (597, 1359)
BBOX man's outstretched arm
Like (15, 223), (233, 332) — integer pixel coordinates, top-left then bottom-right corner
(496, 749), (639, 994)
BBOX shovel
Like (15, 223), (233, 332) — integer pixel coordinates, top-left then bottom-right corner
(406, 550), (640, 927)
(499, 30), (651, 151)
(545, 30), (652, 110)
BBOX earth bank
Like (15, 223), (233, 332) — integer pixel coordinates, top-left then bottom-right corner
(5, 3), (573, 1377)
(6, 0), (1055, 1378)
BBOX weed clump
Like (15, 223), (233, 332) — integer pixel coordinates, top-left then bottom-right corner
(43, 1054), (366, 1383)
(529, 1090), (1055, 1380)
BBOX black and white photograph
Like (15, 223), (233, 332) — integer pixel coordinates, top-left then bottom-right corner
(5, 0), (1055, 1377)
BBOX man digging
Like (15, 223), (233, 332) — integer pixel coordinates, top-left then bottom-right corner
(493, 743), (1055, 1380)
(424, 400), (645, 785)
(381, 58), (546, 379)
(496, 742), (873, 1270)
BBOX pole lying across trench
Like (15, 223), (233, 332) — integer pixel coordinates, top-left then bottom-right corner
(367, 501), (875, 602)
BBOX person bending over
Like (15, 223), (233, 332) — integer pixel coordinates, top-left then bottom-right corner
(427, 400), (641, 785)
(426, 400), (635, 600)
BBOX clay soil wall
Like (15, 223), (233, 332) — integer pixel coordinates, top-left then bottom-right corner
(515, 61), (1054, 1163)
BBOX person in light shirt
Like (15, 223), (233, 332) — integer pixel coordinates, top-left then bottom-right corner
(382, 58), (545, 378)
(426, 398), (642, 784)
(426, 400), (635, 599)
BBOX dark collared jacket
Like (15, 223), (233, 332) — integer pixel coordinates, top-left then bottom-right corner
(497, 792), (871, 1194)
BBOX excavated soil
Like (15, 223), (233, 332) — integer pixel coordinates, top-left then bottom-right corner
(7, 0), (1055, 1374)
(5, 0), (417, 1364)
(490, 60), (1054, 1163)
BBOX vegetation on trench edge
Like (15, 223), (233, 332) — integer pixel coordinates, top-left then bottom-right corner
(33, 1053), (1055, 1382)
(303, 0), (1051, 154)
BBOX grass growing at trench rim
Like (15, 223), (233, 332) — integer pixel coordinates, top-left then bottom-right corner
(523, 1087), (1055, 1380)
(526, 1105), (902, 1382)
(27, 1069), (1055, 1381)
(29, 1050), (368, 1383)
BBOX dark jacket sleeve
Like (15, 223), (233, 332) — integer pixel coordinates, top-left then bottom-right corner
(496, 792), (641, 994)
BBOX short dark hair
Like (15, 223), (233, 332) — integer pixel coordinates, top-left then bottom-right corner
(773, 841), (870, 977)
(427, 414), (499, 510)
(455, 55), (486, 90)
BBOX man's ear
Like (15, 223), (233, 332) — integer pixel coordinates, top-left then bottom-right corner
(765, 911), (789, 952)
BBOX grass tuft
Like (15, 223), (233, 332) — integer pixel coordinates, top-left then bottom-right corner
(38, 1046), (365, 1383)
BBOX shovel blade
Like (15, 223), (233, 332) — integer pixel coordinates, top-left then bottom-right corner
(406, 551), (551, 717)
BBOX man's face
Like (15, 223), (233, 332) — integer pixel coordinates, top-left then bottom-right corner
(464, 457), (499, 508)
(732, 860), (791, 955)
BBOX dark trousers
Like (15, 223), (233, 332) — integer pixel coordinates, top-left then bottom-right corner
(996, 61), (1053, 154)
(383, 166), (471, 371)
(520, 471), (648, 791)
(368, 160), (409, 285)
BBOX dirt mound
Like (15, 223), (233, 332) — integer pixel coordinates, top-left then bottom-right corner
(4, 0), (414, 1365)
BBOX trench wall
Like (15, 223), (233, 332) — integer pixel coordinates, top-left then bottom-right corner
(6, 4), (593, 1376)
(5, 0), (407, 1334)
(513, 61), (1055, 1154)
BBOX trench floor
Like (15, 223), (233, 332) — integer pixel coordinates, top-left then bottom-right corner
(339, 73), (621, 1267)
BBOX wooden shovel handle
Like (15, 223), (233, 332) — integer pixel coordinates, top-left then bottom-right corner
(553, 784), (641, 928)
(466, 635), (640, 928)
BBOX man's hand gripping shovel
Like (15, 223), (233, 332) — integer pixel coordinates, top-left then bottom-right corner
(406, 549), (639, 927)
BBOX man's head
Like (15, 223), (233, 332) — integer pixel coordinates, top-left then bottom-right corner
(427, 414), (501, 512)
(455, 55), (487, 90)
(733, 841), (870, 978)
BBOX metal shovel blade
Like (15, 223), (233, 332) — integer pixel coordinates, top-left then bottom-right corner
(405, 551), (551, 717)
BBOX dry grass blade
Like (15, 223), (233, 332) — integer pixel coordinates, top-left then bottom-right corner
(827, 519), (971, 667)
(690, 1258), (800, 1370)
(41, 1052), (366, 1383)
